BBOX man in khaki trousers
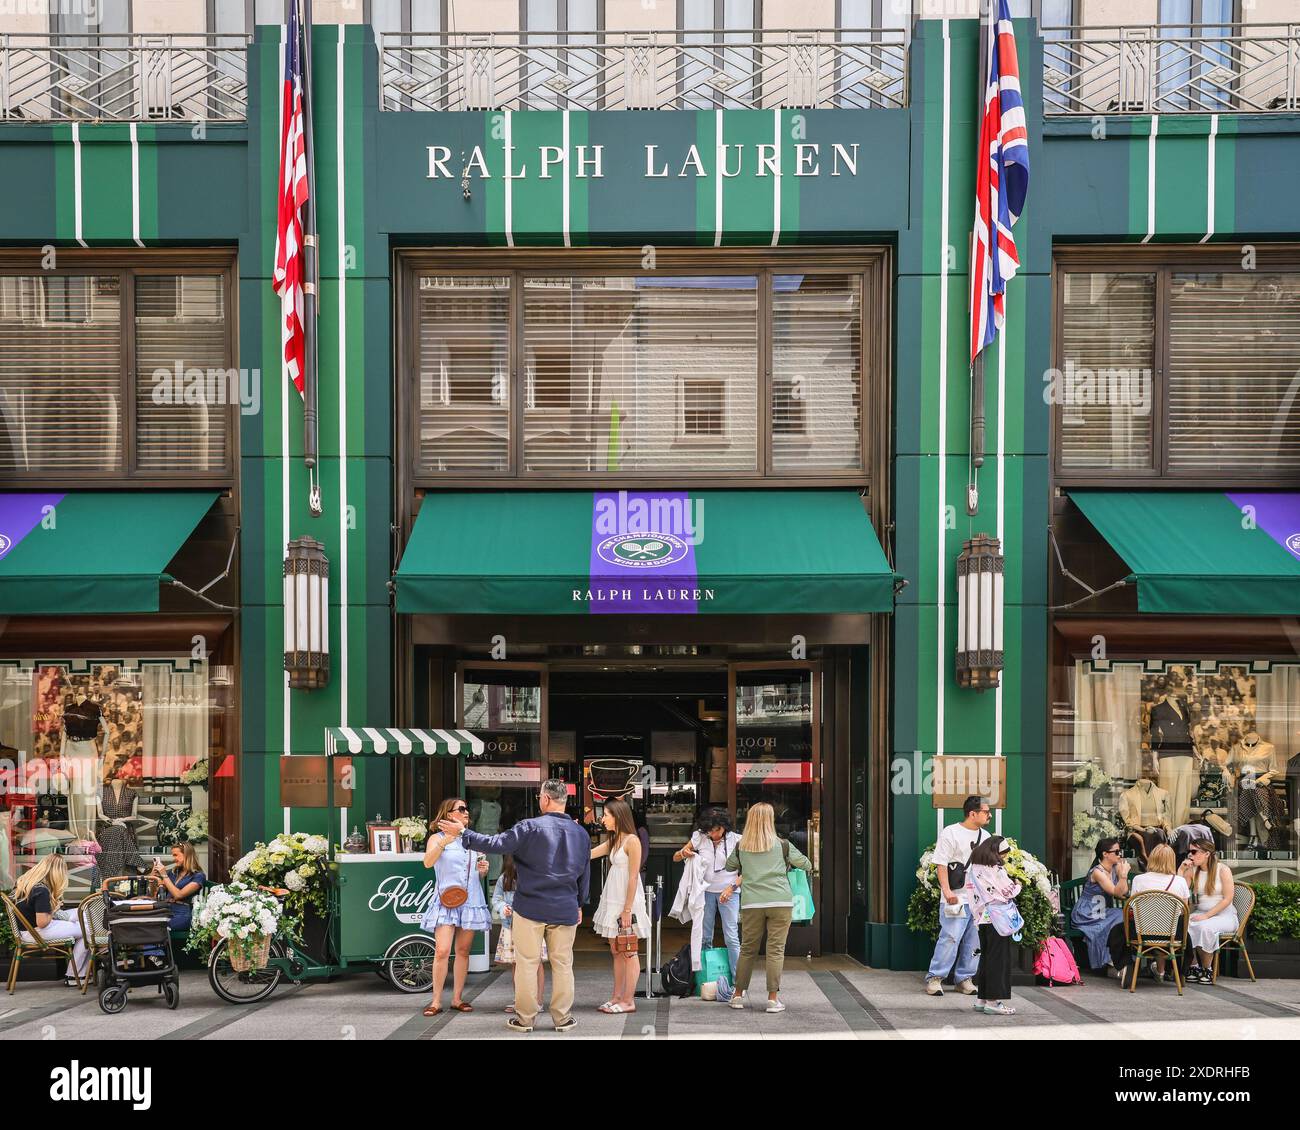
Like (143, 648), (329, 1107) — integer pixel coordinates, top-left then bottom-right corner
(443, 779), (591, 1032)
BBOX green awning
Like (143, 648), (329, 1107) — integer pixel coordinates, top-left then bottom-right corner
(0, 491), (218, 614)
(325, 727), (484, 756)
(395, 490), (896, 615)
(1071, 490), (1300, 616)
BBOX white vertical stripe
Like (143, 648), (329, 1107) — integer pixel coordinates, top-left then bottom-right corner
(937, 19), (951, 843)
(1141, 115), (1159, 244)
(562, 109), (571, 248)
(130, 122), (143, 247)
(504, 109), (514, 248)
(280, 24), (292, 836)
(714, 108), (724, 248)
(770, 107), (782, 247)
(1200, 114), (1218, 244)
(72, 123), (87, 248)
(337, 34), (349, 730)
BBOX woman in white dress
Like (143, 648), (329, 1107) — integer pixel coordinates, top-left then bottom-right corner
(590, 797), (649, 1015)
(1178, 838), (1238, 984)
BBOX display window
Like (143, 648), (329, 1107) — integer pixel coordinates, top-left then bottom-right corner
(0, 657), (233, 901)
(1055, 657), (1300, 883)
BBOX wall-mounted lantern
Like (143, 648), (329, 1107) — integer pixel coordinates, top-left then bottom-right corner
(956, 533), (1004, 691)
(284, 535), (330, 690)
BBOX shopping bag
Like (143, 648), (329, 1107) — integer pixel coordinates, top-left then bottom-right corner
(788, 868), (816, 923)
(693, 946), (732, 996)
(494, 925), (515, 964)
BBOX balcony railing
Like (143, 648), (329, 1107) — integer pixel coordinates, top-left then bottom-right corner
(380, 29), (908, 112)
(0, 34), (248, 122)
(1043, 24), (1300, 115)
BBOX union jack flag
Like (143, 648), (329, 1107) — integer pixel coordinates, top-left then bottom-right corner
(272, 1), (309, 397)
(969, 0), (1030, 363)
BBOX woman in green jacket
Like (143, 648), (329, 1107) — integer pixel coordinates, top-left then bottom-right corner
(724, 802), (813, 1014)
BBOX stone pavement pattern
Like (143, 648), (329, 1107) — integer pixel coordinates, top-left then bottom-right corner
(3, 956), (1298, 1041)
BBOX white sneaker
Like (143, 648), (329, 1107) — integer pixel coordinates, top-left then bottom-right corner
(955, 979), (978, 996)
(924, 977), (944, 997)
(765, 998), (786, 1013)
(729, 994), (745, 1010)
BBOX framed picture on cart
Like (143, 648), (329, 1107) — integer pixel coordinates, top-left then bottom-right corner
(369, 825), (399, 854)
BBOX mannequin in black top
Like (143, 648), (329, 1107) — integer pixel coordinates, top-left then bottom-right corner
(1151, 679), (1198, 828)
(61, 690), (103, 839)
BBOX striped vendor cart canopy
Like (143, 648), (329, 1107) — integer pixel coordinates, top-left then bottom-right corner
(325, 727), (484, 757)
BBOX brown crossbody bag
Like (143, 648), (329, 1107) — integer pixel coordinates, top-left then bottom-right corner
(439, 844), (474, 909)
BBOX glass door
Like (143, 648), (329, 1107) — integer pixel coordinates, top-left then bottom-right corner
(729, 663), (821, 926)
(457, 663), (547, 883)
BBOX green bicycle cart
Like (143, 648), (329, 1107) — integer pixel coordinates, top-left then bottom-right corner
(207, 726), (484, 1005)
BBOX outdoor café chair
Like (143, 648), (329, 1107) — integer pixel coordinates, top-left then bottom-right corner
(1, 891), (83, 993)
(77, 892), (111, 994)
(1123, 890), (1188, 995)
(1211, 881), (1256, 985)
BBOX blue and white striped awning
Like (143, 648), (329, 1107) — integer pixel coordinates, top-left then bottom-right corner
(325, 726), (484, 757)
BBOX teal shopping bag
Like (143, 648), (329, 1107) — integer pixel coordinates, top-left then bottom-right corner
(788, 868), (815, 923)
(693, 947), (733, 996)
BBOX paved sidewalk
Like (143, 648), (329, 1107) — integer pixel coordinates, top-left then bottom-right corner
(3, 955), (1298, 1040)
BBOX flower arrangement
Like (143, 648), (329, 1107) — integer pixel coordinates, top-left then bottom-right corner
(181, 759), (209, 786)
(906, 837), (1055, 952)
(393, 817), (428, 845)
(186, 882), (284, 964)
(1072, 762), (1113, 791)
(182, 811), (209, 844)
(230, 831), (331, 920)
(1072, 809), (1121, 849)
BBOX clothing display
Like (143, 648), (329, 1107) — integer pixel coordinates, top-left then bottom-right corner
(93, 781), (144, 887)
(61, 738), (99, 840)
(1230, 734), (1286, 848)
(1158, 756), (1198, 831)
(62, 698), (103, 742)
(1117, 779), (1172, 864)
(1152, 695), (1197, 827)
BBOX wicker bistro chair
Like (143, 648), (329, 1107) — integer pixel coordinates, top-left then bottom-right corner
(1212, 882), (1256, 985)
(1123, 891), (1189, 995)
(76, 893), (111, 995)
(1, 891), (83, 993)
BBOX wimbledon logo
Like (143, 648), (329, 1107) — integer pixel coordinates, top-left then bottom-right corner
(0, 533), (11, 560)
(1286, 532), (1300, 559)
(596, 532), (689, 569)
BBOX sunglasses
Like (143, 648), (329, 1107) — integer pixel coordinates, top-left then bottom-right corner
(451, 805), (469, 814)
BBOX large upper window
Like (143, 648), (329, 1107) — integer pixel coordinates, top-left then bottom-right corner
(406, 253), (878, 483)
(1054, 254), (1300, 481)
(0, 261), (235, 481)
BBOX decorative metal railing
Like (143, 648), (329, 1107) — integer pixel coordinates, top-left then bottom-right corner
(0, 34), (248, 122)
(379, 29), (908, 112)
(1042, 24), (1300, 115)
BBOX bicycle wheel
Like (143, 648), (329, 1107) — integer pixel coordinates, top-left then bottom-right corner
(384, 934), (437, 994)
(207, 939), (286, 1005)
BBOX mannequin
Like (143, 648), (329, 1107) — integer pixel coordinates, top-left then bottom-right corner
(1229, 731), (1284, 849)
(1117, 776), (1172, 865)
(61, 689), (103, 840)
(93, 768), (144, 887)
(1151, 680), (1198, 828)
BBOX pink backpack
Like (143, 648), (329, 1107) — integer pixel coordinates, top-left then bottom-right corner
(1034, 937), (1082, 986)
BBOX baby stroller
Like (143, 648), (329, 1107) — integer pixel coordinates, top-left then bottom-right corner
(97, 878), (181, 1014)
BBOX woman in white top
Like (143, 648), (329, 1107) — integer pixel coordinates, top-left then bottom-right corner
(673, 808), (742, 976)
(590, 797), (649, 1015)
(1177, 838), (1238, 984)
(1128, 844), (1190, 983)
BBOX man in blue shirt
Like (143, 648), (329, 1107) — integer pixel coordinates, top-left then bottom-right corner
(439, 779), (590, 1033)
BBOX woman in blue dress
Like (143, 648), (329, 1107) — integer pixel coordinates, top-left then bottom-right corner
(420, 796), (491, 1017)
(1070, 837), (1131, 980)
(151, 842), (206, 930)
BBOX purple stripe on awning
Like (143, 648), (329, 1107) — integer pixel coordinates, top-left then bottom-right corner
(588, 490), (699, 614)
(0, 493), (65, 562)
(1227, 492), (1300, 561)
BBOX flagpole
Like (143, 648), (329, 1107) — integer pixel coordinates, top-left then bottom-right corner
(300, 0), (322, 517)
(967, 0), (992, 519)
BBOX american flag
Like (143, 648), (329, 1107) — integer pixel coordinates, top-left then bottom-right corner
(969, 0), (1030, 363)
(272, 1), (309, 398)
